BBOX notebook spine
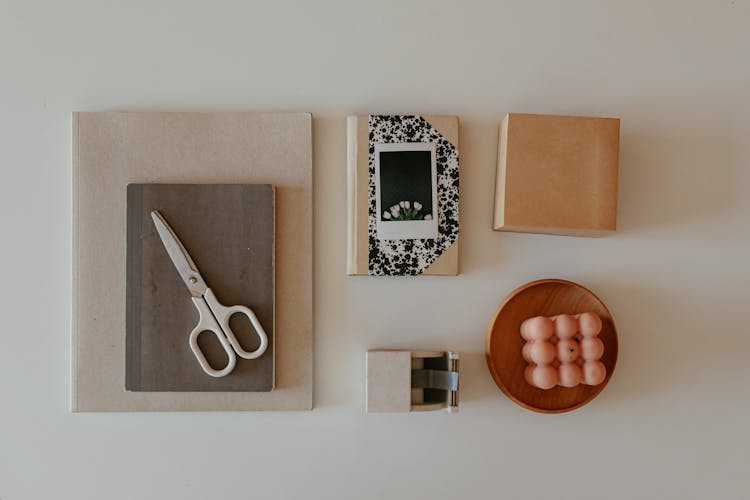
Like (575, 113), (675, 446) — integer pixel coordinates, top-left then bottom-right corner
(346, 116), (359, 275)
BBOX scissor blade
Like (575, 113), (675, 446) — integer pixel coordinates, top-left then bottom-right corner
(150, 210), (207, 297)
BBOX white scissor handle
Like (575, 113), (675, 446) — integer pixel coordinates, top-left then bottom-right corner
(205, 288), (269, 360)
(189, 296), (237, 378)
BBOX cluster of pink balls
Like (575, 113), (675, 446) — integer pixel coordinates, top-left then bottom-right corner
(521, 312), (606, 390)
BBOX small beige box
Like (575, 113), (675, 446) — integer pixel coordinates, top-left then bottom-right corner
(366, 350), (459, 413)
(493, 113), (620, 236)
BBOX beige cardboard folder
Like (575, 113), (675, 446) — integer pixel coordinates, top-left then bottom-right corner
(72, 112), (312, 411)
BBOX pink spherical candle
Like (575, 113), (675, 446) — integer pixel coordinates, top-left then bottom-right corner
(579, 312), (603, 337)
(555, 314), (578, 339)
(520, 311), (607, 389)
(557, 339), (580, 363)
(559, 363), (582, 387)
(583, 360), (607, 385)
(520, 316), (555, 341)
(580, 337), (604, 360)
(528, 364), (558, 390)
(527, 341), (556, 365)
(524, 365), (535, 385)
(522, 342), (533, 362)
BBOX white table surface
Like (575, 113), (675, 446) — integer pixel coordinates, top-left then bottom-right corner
(2, 1), (749, 498)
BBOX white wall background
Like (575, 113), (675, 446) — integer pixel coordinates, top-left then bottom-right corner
(2, 1), (749, 498)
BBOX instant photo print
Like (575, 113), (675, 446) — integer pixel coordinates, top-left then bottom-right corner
(346, 115), (460, 276)
(375, 143), (439, 240)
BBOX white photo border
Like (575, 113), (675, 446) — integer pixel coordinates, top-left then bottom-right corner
(374, 142), (439, 240)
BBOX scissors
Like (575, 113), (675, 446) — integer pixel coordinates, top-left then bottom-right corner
(151, 210), (268, 378)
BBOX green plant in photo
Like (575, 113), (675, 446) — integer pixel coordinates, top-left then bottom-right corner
(382, 201), (432, 221)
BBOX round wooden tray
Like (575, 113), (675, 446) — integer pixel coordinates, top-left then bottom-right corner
(486, 279), (618, 413)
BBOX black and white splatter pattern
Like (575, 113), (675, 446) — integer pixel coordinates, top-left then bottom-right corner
(368, 115), (459, 276)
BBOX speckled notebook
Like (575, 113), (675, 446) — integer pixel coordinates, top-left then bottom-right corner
(346, 115), (460, 276)
(126, 183), (275, 392)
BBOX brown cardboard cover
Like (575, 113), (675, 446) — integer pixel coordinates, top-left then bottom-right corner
(126, 184), (275, 392)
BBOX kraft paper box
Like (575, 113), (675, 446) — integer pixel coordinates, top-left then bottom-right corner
(493, 113), (620, 236)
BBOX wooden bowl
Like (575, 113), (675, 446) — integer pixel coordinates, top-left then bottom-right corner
(486, 279), (618, 413)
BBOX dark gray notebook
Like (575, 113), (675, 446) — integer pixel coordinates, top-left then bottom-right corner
(126, 184), (275, 392)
